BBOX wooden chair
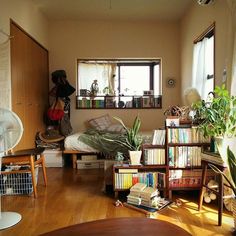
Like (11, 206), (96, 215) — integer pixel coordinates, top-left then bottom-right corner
(1, 147), (47, 198)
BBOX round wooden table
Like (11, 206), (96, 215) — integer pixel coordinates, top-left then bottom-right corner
(41, 217), (192, 236)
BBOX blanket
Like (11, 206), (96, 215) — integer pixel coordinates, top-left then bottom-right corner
(78, 129), (130, 159)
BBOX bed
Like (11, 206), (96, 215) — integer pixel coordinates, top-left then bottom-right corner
(64, 129), (153, 169)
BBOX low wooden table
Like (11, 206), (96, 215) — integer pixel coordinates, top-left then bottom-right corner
(40, 217), (191, 236)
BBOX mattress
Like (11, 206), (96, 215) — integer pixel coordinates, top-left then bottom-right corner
(64, 131), (153, 152)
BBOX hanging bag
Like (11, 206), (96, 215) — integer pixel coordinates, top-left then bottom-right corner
(47, 98), (65, 121)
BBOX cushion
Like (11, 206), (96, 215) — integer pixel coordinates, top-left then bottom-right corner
(87, 114), (112, 131)
(106, 124), (126, 133)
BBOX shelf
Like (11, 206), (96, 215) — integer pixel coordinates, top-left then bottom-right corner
(169, 166), (202, 170)
(167, 143), (210, 146)
(114, 164), (167, 169)
(76, 95), (162, 109)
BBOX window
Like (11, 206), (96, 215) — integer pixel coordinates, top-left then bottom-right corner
(192, 24), (215, 101)
(77, 59), (161, 96)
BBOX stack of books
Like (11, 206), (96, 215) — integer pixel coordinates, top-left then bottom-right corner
(126, 183), (170, 210)
(140, 186), (159, 207)
(127, 183), (146, 205)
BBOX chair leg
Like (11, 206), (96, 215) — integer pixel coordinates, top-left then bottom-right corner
(40, 154), (48, 186)
(198, 162), (207, 211)
(29, 155), (37, 198)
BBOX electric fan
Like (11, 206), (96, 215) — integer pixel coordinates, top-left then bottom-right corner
(0, 108), (24, 229)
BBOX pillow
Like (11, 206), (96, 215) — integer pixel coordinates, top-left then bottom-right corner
(87, 114), (112, 131)
(106, 124), (126, 134)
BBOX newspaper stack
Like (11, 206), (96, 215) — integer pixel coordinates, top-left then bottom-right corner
(127, 183), (147, 205)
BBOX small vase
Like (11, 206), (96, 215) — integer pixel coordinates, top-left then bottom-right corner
(129, 150), (142, 165)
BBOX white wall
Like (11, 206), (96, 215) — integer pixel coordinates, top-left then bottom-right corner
(49, 20), (181, 132)
(181, 0), (233, 103)
(0, 0), (49, 109)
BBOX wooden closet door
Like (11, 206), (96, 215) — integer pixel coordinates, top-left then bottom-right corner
(11, 21), (49, 150)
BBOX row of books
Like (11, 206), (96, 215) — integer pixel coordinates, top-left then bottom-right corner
(168, 146), (202, 167)
(169, 169), (215, 188)
(114, 171), (166, 190)
(167, 127), (210, 144)
(143, 148), (165, 165)
(77, 98), (105, 108)
(133, 96), (162, 108)
(152, 129), (166, 145)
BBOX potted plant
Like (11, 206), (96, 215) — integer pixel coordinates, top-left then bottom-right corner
(107, 116), (143, 165)
(192, 84), (236, 161)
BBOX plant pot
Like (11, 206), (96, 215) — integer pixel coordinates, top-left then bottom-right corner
(215, 136), (236, 163)
(129, 150), (142, 165)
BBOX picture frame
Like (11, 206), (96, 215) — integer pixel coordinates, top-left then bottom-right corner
(166, 116), (180, 127)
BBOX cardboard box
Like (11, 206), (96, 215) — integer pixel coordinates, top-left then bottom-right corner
(77, 159), (104, 169)
(43, 149), (64, 167)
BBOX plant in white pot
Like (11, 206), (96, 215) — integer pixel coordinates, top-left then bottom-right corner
(107, 116), (143, 165)
(192, 84), (236, 162)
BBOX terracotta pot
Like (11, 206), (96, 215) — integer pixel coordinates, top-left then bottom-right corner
(129, 150), (142, 165)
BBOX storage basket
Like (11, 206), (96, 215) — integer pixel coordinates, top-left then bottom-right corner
(0, 166), (38, 196)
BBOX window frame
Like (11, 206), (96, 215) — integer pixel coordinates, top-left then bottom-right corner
(76, 59), (162, 96)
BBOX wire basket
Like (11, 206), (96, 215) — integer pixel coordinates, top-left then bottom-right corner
(0, 166), (38, 196)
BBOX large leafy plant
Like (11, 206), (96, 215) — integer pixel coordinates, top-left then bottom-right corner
(192, 84), (236, 138)
(107, 116), (143, 151)
(209, 147), (236, 195)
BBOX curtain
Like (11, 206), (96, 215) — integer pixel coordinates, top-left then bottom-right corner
(78, 62), (117, 95)
(192, 38), (207, 100)
(229, 0), (236, 95)
(232, 31), (236, 96)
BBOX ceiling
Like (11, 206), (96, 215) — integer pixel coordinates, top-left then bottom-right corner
(31, 0), (193, 21)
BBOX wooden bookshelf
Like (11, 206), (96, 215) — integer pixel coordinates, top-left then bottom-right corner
(112, 125), (212, 200)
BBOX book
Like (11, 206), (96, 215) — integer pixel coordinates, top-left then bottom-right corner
(118, 168), (138, 173)
(130, 183), (147, 192)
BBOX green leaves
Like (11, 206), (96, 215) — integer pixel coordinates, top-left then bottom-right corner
(192, 84), (236, 138)
(106, 116), (143, 151)
(227, 147), (236, 189)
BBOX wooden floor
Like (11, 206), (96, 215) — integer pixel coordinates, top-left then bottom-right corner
(0, 167), (234, 236)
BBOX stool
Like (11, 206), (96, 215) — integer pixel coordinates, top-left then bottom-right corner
(198, 159), (226, 226)
(2, 147), (47, 198)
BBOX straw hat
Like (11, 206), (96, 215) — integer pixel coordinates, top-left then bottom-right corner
(39, 129), (64, 143)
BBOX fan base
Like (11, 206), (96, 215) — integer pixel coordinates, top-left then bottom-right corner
(0, 212), (22, 230)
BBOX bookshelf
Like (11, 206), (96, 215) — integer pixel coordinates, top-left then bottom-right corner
(112, 125), (214, 199)
(166, 125), (211, 198)
(113, 164), (167, 198)
(76, 95), (162, 109)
